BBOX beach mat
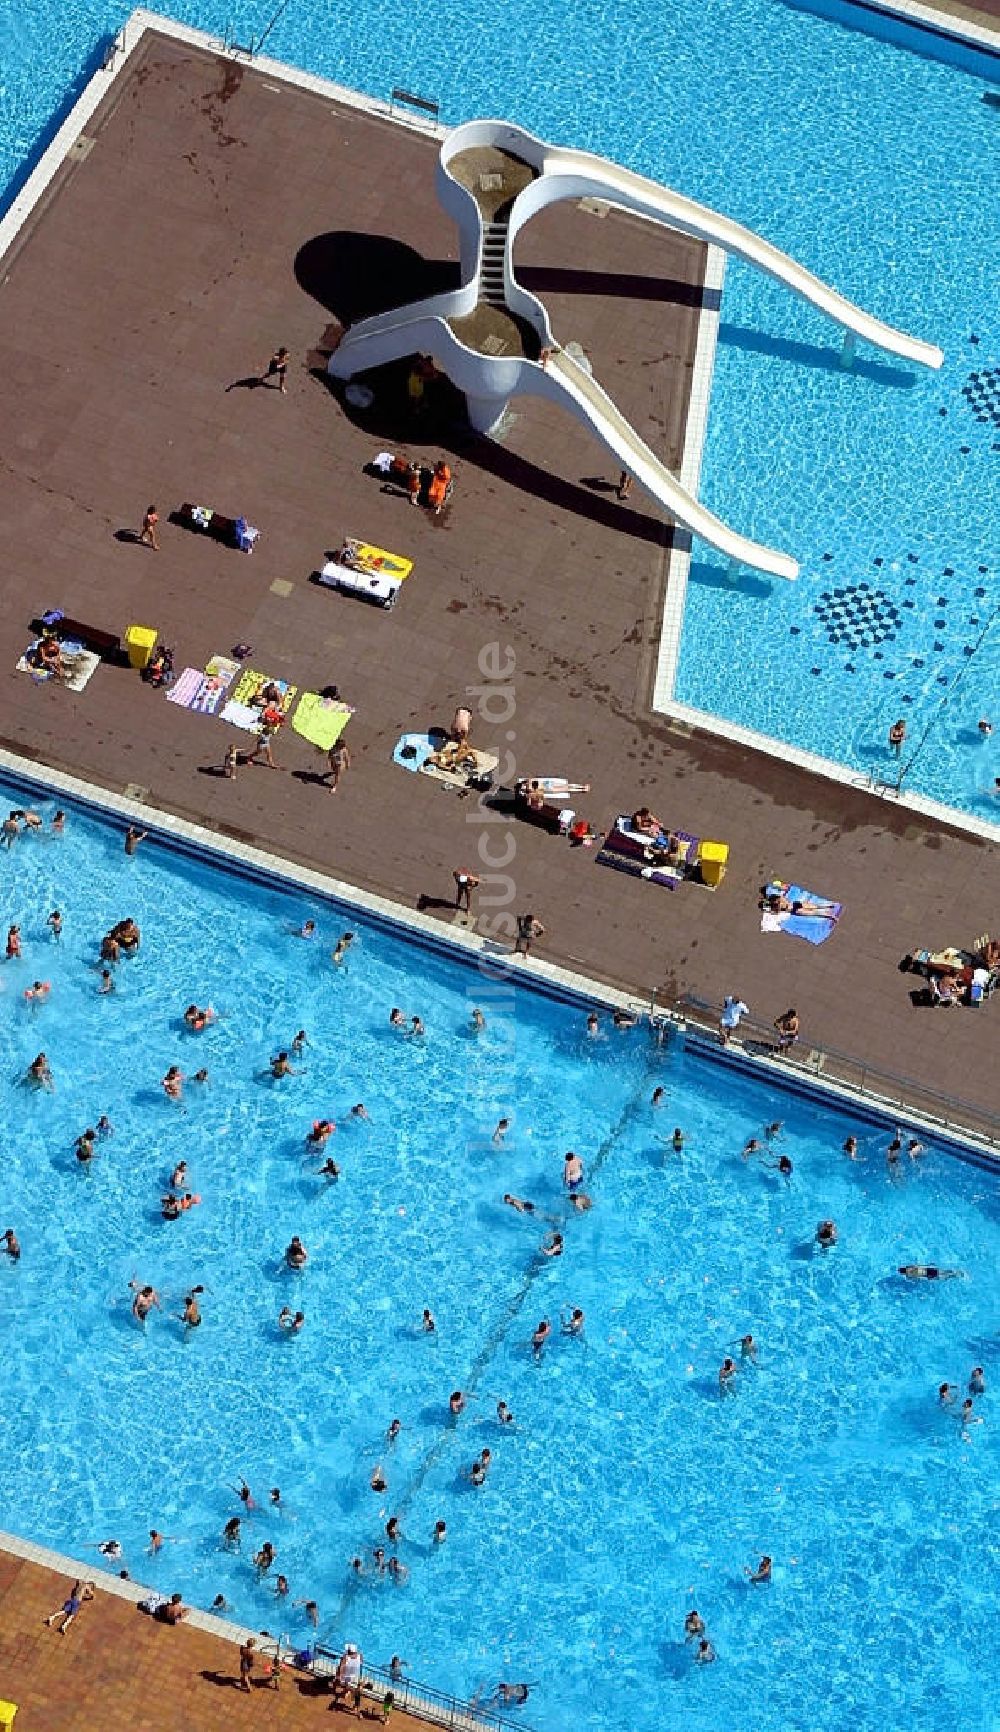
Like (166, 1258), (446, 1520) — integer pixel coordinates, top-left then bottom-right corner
(420, 747), (498, 790)
(761, 882), (842, 945)
(596, 834), (682, 889)
(292, 692), (354, 751)
(165, 667), (203, 708)
(394, 729), (447, 772)
(17, 641), (101, 693)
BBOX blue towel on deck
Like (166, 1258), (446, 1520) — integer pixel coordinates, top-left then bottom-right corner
(782, 883), (842, 945)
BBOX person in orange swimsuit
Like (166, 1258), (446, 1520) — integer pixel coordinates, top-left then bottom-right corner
(426, 461), (451, 514)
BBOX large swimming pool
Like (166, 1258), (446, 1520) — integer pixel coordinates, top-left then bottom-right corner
(1, 0), (998, 819)
(0, 780), (996, 1729)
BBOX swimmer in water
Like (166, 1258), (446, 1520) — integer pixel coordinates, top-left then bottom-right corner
(96, 1116), (113, 1138)
(130, 1281), (161, 1323)
(496, 1400), (514, 1425)
(739, 1333), (757, 1364)
(370, 1466), (388, 1493)
(192, 1069), (209, 1085)
(684, 1610), (706, 1642)
(170, 1161), (188, 1190)
(719, 1357), (738, 1393)
(7, 923), (22, 958)
(27, 1052), (54, 1091)
(236, 1479), (255, 1509)
(763, 1154), (793, 1181)
(351, 1103), (370, 1121)
(422, 1307), (436, 1333)
(531, 1319), (551, 1358)
(651, 1087), (666, 1108)
(449, 1390), (466, 1416)
(493, 1118), (510, 1145)
(503, 1193), (535, 1214)
(586, 1012), (600, 1038)
(307, 1119), (335, 1148)
(938, 1382), (958, 1406)
(2, 1228), (21, 1261)
(907, 1138), (926, 1159)
(433, 1521), (447, 1544)
(897, 1264), (965, 1281)
(389, 1008), (407, 1030)
(386, 1419), (402, 1445)
(671, 1128), (685, 1153)
(254, 1542), (276, 1576)
(390, 1656), (407, 1682)
(568, 1191), (593, 1211)
(745, 1554), (772, 1584)
(298, 920), (317, 939)
(409, 1016), (426, 1039)
(124, 826), (147, 856)
(969, 1367), (986, 1395)
(959, 1398), (981, 1430)
(563, 1151), (584, 1191)
(541, 1232), (564, 1258)
(285, 1236), (308, 1269)
(295, 1599), (320, 1627)
(695, 1638), (716, 1665)
(183, 1004), (216, 1032)
(562, 1306), (585, 1335)
(211, 1593), (231, 1613)
(148, 1530), (165, 1554)
(47, 910), (62, 940)
(162, 1066), (183, 1100)
(331, 932), (354, 967)
(279, 1307), (305, 1332)
(269, 1489), (281, 1509)
(816, 1219), (838, 1250)
(269, 1051), (300, 1079)
(223, 1517), (241, 1549)
(99, 968), (115, 995)
(386, 1517), (401, 1543)
(765, 1121), (783, 1141)
(471, 1008), (486, 1032)
(75, 1129), (97, 1165)
(290, 1030), (309, 1057)
(317, 1157), (340, 1181)
(843, 1135), (859, 1160)
(274, 1574), (290, 1597)
(24, 979), (52, 1004)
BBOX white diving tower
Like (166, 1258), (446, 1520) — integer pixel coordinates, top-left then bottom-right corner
(327, 121), (944, 582)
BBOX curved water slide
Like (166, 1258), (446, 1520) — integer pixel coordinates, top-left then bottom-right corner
(329, 119), (943, 579)
(527, 143), (945, 374)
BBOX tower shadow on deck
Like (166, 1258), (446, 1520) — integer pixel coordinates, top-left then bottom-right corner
(296, 229), (681, 547)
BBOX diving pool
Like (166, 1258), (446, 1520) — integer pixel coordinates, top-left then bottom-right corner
(0, 777), (996, 1730)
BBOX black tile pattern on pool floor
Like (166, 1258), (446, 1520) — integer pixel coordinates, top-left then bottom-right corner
(813, 583), (901, 649)
(961, 366), (1000, 426)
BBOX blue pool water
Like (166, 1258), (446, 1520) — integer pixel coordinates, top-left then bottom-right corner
(0, 782), (997, 1729)
(0, 0), (998, 817)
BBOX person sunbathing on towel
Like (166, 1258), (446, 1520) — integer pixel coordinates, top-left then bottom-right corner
(631, 807), (665, 837)
(37, 634), (66, 679)
(427, 740), (475, 772)
(765, 891), (839, 919)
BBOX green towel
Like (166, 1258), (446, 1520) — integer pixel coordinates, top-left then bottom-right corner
(292, 692), (354, 750)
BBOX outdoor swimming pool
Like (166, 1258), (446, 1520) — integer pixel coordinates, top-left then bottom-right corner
(0, 780), (996, 1729)
(1, 0), (998, 819)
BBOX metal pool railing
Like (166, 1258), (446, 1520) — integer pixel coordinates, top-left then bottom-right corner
(653, 992), (1000, 1152)
(312, 1648), (537, 1732)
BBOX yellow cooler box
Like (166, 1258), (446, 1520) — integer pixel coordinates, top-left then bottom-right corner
(125, 625), (158, 670)
(698, 840), (729, 888)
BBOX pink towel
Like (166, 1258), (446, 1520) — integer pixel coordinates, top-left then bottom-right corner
(165, 667), (203, 707)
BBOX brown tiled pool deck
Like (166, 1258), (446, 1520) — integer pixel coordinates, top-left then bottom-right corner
(0, 23), (997, 1155)
(0, 1548), (433, 1731)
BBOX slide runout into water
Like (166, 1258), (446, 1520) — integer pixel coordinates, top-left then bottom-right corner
(539, 145), (944, 373)
(537, 350), (800, 580)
